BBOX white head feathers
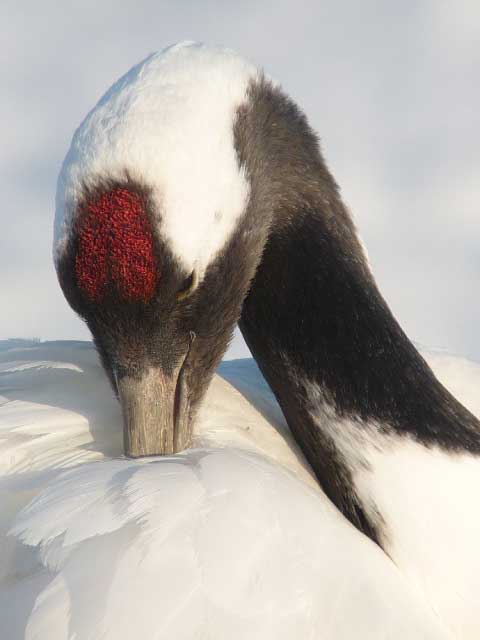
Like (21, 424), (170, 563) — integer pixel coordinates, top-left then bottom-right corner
(54, 42), (260, 276)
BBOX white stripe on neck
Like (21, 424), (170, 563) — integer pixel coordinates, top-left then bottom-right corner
(305, 376), (480, 638)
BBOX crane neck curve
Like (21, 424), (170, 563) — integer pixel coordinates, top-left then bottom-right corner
(236, 76), (480, 539)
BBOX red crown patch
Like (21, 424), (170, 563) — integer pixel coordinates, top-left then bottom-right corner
(75, 188), (158, 303)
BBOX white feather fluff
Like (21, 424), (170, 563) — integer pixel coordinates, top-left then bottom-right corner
(0, 340), (455, 639)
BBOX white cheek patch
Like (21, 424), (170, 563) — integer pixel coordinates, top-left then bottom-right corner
(54, 42), (260, 276)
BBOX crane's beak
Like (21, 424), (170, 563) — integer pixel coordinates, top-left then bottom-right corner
(115, 334), (194, 457)
(116, 365), (189, 457)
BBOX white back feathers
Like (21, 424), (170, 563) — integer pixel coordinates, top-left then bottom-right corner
(54, 42), (259, 275)
(1, 341), (452, 639)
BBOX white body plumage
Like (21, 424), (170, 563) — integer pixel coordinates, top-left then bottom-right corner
(1, 340), (470, 639)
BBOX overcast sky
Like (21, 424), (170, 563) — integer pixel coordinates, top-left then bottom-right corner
(1, 0), (479, 361)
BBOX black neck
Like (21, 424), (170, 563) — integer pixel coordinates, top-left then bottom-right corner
(239, 150), (480, 542)
(235, 78), (480, 540)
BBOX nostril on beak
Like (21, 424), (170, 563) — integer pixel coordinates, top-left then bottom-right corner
(112, 366), (120, 397)
(173, 331), (196, 451)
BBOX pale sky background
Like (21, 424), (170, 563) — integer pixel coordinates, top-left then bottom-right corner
(1, 1), (479, 361)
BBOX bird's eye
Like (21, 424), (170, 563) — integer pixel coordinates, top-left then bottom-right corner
(176, 271), (197, 301)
